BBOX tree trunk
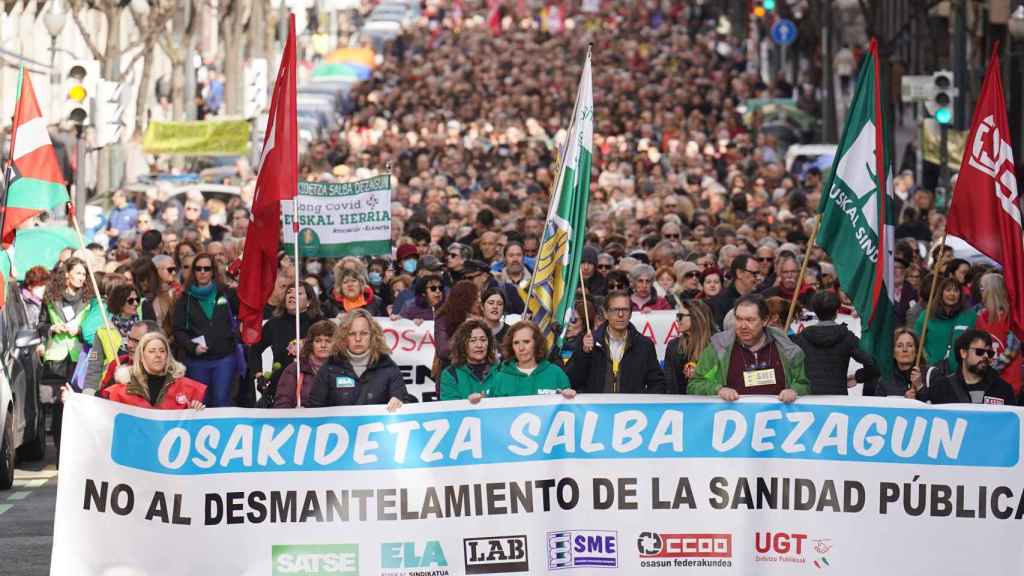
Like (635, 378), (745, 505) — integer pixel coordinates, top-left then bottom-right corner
(221, 0), (245, 116)
(134, 39), (155, 137)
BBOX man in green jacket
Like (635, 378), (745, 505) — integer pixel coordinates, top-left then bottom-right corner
(688, 295), (810, 403)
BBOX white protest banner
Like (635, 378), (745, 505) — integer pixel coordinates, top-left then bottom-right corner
(282, 175), (392, 258)
(53, 394), (1024, 575)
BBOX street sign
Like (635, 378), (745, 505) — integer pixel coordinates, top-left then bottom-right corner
(901, 75), (935, 103)
(770, 18), (797, 46)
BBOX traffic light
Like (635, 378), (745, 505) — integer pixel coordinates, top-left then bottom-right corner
(63, 59), (98, 126)
(95, 79), (125, 147)
(753, 1), (766, 17)
(928, 70), (956, 126)
(243, 58), (268, 119)
(764, 0), (777, 11)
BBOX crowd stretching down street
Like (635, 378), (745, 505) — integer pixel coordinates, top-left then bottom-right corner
(6, 1), (1019, 459)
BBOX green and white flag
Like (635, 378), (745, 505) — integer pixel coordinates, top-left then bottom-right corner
(526, 48), (593, 350)
(817, 39), (896, 378)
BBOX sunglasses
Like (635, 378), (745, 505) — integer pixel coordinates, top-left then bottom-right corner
(664, 233), (681, 239)
(194, 266), (213, 273)
(755, 256), (775, 263)
(971, 348), (995, 358)
(608, 282), (626, 290)
(427, 285), (442, 292)
(127, 297), (139, 304)
(683, 271), (700, 279)
(597, 264), (613, 270)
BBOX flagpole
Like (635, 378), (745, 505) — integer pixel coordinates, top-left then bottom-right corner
(292, 196), (302, 408)
(578, 265), (591, 334)
(785, 215), (821, 328)
(914, 233), (948, 368)
(67, 202), (119, 367)
(524, 45), (590, 319)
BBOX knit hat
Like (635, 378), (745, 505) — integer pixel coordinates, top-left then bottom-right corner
(396, 244), (418, 261)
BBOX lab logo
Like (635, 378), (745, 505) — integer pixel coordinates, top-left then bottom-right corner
(380, 541), (449, 576)
(272, 544), (359, 576)
(547, 530), (617, 570)
(463, 535), (529, 574)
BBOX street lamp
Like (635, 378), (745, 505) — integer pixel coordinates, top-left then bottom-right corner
(43, 2), (67, 121)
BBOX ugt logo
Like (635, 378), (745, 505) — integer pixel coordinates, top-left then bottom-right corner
(967, 114), (1021, 226)
(380, 541), (448, 570)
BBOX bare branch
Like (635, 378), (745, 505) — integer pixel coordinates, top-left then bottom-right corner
(66, 0), (105, 60)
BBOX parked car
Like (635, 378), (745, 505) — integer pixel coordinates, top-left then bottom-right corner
(0, 283), (48, 489)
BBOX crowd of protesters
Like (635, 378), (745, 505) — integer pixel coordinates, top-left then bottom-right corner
(44, 1), (1022, 445)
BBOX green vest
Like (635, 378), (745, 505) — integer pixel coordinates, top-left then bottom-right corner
(44, 302), (88, 363)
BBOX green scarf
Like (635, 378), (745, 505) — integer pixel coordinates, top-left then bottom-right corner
(187, 283), (217, 319)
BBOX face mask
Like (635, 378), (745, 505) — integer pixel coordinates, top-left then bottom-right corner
(368, 271), (382, 285)
(31, 286), (46, 300)
(402, 259), (418, 273)
(306, 262), (322, 275)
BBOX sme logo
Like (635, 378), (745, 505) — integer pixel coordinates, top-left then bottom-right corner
(272, 544), (359, 576)
(547, 530), (618, 569)
(463, 535), (529, 574)
(637, 532), (732, 558)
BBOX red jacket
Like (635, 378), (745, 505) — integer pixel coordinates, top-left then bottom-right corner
(101, 377), (207, 409)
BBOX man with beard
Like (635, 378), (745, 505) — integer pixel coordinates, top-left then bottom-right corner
(494, 242), (530, 314)
(914, 330), (1017, 405)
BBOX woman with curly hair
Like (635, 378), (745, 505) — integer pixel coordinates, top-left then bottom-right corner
(308, 309), (406, 410)
(490, 321), (575, 399)
(432, 280), (481, 378)
(440, 319), (499, 402)
(41, 257), (96, 449)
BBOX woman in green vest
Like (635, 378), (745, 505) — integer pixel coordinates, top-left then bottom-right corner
(439, 319), (499, 403)
(490, 321), (576, 399)
(914, 276), (977, 372)
(41, 257), (94, 451)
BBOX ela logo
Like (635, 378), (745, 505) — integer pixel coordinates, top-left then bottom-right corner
(380, 541), (448, 571)
(463, 535), (529, 574)
(272, 544), (359, 576)
(547, 530), (618, 570)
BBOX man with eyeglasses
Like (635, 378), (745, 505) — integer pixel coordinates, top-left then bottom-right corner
(708, 255), (762, 326)
(689, 295), (809, 404)
(565, 290), (666, 394)
(911, 329), (1017, 405)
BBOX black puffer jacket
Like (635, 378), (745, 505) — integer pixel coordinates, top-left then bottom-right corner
(307, 353), (407, 407)
(792, 322), (880, 395)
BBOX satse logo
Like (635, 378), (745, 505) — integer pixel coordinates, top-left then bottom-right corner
(637, 532), (732, 558)
(380, 540), (449, 575)
(463, 535), (529, 574)
(272, 544), (359, 576)
(547, 530), (618, 569)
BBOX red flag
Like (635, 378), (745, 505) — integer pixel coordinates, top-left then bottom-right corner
(237, 14), (298, 345)
(947, 48), (1024, 334)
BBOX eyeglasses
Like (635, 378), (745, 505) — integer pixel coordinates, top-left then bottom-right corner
(755, 256), (775, 263)
(427, 285), (442, 292)
(971, 348), (995, 358)
(194, 266), (213, 273)
(607, 307), (631, 316)
(597, 264), (613, 270)
(744, 268), (762, 276)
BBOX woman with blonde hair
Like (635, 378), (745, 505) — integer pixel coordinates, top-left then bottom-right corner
(663, 299), (714, 394)
(308, 309), (406, 410)
(974, 272), (1022, 394)
(98, 332), (206, 409)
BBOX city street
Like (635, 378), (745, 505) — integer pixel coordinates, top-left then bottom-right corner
(1, 442), (58, 576)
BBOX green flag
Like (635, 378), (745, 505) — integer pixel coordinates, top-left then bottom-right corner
(816, 39), (896, 378)
(525, 48), (593, 350)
